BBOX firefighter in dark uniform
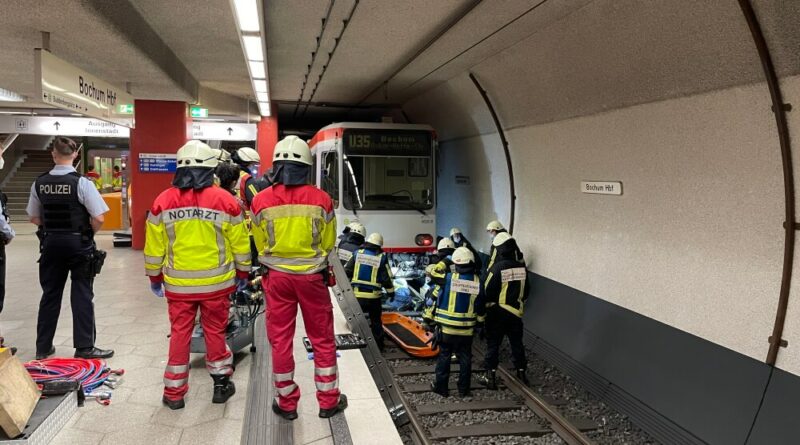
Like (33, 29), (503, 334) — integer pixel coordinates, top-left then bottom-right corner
(344, 232), (394, 351)
(336, 221), (366, 265)
(430, 247), (485, 397)
(479, 232), (529, 389)
(485, 220), (523, 270)
(449, 227), (482, 271)
(423, 237), (457, 326)
(26, 137), (113, 360)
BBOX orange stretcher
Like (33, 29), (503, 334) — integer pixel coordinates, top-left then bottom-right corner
(382, 313), (439, 358)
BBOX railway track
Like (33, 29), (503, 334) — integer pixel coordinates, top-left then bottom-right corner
(384, 343), (599, 445)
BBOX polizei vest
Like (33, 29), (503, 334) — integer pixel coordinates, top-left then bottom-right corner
(35, 172), (91, 233)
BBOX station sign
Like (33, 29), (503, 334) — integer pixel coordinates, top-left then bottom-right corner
(34, 49), (135, 128)
(0, 116), (130, 138)
(581, 181), (622, 195)
(191, 122), (256, 141)
(139, 153), (177, 173)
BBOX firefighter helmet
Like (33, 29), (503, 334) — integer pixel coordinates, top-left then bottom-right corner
(366, 232), (384, 247)
(273, 135), (312, 165)
(452, 247), (475, 265)
(176, 140), (218, 169)
(437, 238), (455, 251)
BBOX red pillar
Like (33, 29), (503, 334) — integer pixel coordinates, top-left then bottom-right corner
(129, 100), (190, 249)
(256, 116), (279, 175)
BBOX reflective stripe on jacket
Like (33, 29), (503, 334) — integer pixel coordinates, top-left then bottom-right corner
(484, 259), (528, 318)
(251, 184), (336, 274)
(144, 186), (252, 300)
(345, 248), (394, 299)
(433, 272), (485, 336)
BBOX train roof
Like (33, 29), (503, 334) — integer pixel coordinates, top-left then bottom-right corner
(315, 122), (435, 132)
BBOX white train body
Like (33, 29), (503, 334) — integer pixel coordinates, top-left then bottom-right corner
(309, 122), (437, 255)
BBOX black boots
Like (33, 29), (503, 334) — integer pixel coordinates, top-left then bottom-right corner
(272, 399), (298, 421)
(74, 347), (114, 359)
(212, 375), (236, 404)
(319, 394), (348, 418)
(35, 346), (55, 360)
(478, 369), (498, 390)
(162, 396), (185, 410)
(516, 368), (529, 385)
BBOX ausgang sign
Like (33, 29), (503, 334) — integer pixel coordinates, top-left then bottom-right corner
(0, 116), (130, 138)
(191, 122), (256, 141)
(34, 50), (135, 128)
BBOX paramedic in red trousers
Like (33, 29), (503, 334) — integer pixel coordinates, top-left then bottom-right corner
(144, 140), (252, 410)
(251, 135), (347, 420)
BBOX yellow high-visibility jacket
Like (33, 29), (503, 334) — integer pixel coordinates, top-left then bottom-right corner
(144, 186), (251, 299)
(251, 184), (336, 274)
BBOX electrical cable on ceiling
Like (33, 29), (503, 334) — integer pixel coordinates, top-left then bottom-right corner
(293, 0), (337, 118)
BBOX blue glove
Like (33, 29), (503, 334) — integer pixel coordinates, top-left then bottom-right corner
(425, 297), (434, 307)
(150, 282), (164, 298)
(235, 276), (248, 292)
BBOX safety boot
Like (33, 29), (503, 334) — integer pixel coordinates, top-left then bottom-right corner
(319, 394), (348, 418)
(162, 396), (185, 410)
(211, 375), (236, 404)
(478, 369), (498, 390)
(516, 368), (530, 385)
(272, 399), (298, 421)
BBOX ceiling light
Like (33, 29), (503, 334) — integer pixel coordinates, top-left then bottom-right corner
(256, 92), (269, 102)
(242, 35), (263, 62)
(233, 0), (260, 32)
(249, 61), (265, 79)
(258, 101), (271, 117)
(0, 87), (24, 102)
(253, 80), (268, 93)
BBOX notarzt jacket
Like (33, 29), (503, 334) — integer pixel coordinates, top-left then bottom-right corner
(484, 257), (529, 318)
(251, 184), (336, 274)
(144, 186), (251, 299)
(344, 247), (394, 299)
(433, 271), (486, 336)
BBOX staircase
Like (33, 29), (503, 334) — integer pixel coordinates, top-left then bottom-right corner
(4, 150), (54, 221)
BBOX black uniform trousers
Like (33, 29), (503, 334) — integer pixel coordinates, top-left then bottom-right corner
(0, 242), (5, 315)
(357, 297), (384, 350)
(434, 333), (473, 394)
(483, 306), (527, 370)
(36, 234), (96, 354)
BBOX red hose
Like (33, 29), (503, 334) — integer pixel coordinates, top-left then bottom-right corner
(24, 358), (120, 393)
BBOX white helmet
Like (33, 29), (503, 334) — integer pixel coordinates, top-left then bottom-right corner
(437, 238), (455, 251)
(366, 232), (384, 247)
(492, 232), (513, 247)
(449, 227), (462, 236)
(274, 135), (312, 166)
(347, 222), (366, 237)
(486, 220), (504, 232)
(452, 247), (475, 265)
(236, 146), (260, 163)
(177, 140), (218, 169)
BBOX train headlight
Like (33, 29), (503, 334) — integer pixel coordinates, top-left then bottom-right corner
(415, 234), (434, 247)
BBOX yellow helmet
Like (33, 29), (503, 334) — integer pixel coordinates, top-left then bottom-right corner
(486, 220), (504, 232)
(437, 238), (455, 251)
(452, 247), (475, 265)
(366, 232), (384, 247)
(449, 227), (462, 236)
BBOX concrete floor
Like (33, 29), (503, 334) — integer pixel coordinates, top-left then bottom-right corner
(0, 225), (250, 445)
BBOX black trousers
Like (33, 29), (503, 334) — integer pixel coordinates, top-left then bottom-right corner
(0, 242), (5, 315)
(357, 297), (384, 349)
(434, 333), (473, 393)
(484, 306), (527, 370)
(36, 235), (96, 353)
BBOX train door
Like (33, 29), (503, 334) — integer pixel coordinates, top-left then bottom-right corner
(319, 149), (339, 208)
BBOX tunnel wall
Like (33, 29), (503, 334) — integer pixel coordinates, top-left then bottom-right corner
(403, 1), (800, 441)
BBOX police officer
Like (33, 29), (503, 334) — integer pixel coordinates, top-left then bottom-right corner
(344, 233), (394, 351)
(251, 135), (347, 420)
(145, 140), (251, 410)
(478, 232), (529, 389)
(337, 222), (366, 265)
(27, 137), (113, 360)
(430, 247), (485, 397)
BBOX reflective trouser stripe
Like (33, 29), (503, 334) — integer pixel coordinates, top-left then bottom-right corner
(276, 383), (298, 397)
(274, 371), (294, 381)
(315, 380), (338, 391)
(165, 364), (189, 374)
(315, 366), (337, 376)
(164, 377), (188, 388)
(207, 350), (234, 375)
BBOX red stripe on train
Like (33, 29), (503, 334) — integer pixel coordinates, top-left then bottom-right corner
(383, 247), (436, 253)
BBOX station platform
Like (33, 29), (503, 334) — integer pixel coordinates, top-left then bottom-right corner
(0, 226), (402, 445)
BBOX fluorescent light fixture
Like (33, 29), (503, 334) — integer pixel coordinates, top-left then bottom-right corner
(256, 91), (269, 102)
(233, 0), (260, 32)
(249, 61), (265, 79)
(258, 101), (271, 116)
(253, 80), (268, 93)
(242, 35), (263, 61)
(0, 87), (24, 102)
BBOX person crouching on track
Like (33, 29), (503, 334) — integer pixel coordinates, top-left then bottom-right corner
(478, 232), (530, 389)
(144, 140), (252, 410)
(251, 135), (347, 421)
(344, 232), (394, 351)
(337, 221), (366, 265)
(430, 247), (486, 397)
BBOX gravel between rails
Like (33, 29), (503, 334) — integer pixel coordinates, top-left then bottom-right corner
(421, 408), (543, 429)
(439, 434), (565, 445)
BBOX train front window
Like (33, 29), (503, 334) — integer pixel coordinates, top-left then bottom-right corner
(342, 129), (434, 212)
